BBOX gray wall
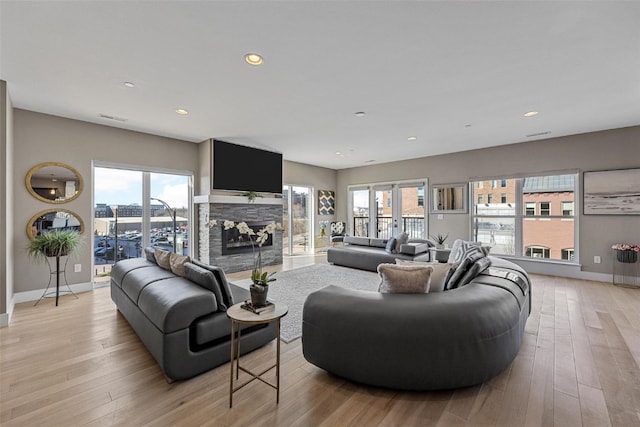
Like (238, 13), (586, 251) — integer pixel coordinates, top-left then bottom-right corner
(1, 81), (15, 326)
(12, 109), (200, 295)
(337, 126), (640, 277)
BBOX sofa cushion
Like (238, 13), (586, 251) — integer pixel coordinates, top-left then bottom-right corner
(446, 251), (486, 290)
(369, 238), (388, 248)
(137, 277), (217, 333)
(184, 262), (227, 311)
(111, 258), (157, 288)
(385, 237), (398, 253)
(121, 266), (176, 303)
(377, 263), (433, 294)
(399, 242), (430, 255)
(395, 259), (450, 292)
(345, 236), (370, 246)
(155, 248), (172, 270)
(458, 256), (492, 288)
(448, 239), (488, 268)
(191, 259), (234, 308)
(169, 253), (191, 277)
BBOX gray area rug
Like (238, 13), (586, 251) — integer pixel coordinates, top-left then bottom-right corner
(232, 264), (380, 342)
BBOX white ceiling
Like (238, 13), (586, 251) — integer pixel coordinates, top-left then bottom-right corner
(2, 1), (639, 170)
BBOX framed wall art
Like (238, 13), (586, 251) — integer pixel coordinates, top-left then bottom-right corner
(583, 168), (640, 215)
(318, 190), (335, 215)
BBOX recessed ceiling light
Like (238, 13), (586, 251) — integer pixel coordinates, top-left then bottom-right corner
(335, 151), (342, 155)
(407, 136), (417, 141)
(245, 53), (263, 65)
(175, 108), (189, 115)
(354, 112), (365, 117)
(524, 111), (539, 117)
(123, 81), (135, 88)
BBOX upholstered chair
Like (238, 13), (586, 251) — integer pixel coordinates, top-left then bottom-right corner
(330, 221), (347, 246)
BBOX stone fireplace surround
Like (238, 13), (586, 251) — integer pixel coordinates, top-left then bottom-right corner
(197, 195), (283, 274)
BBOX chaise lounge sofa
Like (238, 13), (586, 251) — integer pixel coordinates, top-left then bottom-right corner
(327, 235), (435, 271)
(302, 251), (531, 391)
(110, 248), (277, 381)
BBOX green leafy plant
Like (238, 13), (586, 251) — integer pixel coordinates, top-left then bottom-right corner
(28, 229), (82, 262)
(243, 191), (262, 203)
(430, 232), (449, 245)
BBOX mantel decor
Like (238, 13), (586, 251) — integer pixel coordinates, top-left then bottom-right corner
(584, 168), (640, 215)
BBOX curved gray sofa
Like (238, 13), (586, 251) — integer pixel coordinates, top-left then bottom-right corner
(302, 256), (530, 390)
(110, 253), (277, 381)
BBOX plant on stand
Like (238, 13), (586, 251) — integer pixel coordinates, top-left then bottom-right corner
(430, 232), (449, 249)
(208, 219), (282, 307)
(612, 243), (639, 264)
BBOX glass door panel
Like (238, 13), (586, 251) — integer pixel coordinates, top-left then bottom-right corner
(399, 185), (425, 239)
(282, 186), (290, 254)
(150, 173), (190, 255)
(375, 189), (393, 239)
(93, 167), (142, 282)
(351, 189), (370, 237)
(282, 185), (312, 255)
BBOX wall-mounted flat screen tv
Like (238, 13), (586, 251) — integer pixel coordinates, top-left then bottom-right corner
(212, 139), (283, 194)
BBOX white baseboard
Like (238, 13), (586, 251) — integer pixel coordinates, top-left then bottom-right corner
(13, 281), (94, 304)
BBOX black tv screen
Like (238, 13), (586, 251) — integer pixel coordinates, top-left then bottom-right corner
(212, 140), (283, 194)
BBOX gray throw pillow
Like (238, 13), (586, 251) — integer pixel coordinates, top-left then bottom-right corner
(184, 262), (226, 311)
(144, 247), (157, 264)
(385, 237), (397, 254)
(446, 250), (486, 290)
(458, 256), (492, 288)
(191, 259), (234, 307)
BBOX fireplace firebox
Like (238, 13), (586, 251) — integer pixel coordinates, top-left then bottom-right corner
(221, 222), (273, 255)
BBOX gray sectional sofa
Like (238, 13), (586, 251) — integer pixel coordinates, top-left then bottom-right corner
(302, 255), (531, 390)
(110, 249), (277, 381)
(327, 235), (434, 271)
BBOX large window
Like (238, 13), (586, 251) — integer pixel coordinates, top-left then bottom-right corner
(472, 173), (577, 262)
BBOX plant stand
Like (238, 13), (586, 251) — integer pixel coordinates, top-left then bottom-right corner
(612, 249), (640, 288)
(34, 255), (79, 306)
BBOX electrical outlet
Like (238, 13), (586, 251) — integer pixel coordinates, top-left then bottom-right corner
(74, 264), (82, 272)
(437, 214), (444, 220)
(594, 256), (601, 264)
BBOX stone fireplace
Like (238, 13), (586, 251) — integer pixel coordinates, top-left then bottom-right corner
(196, 195), (283, 273)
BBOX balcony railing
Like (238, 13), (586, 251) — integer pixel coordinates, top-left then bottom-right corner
(353, 216), (424, 239)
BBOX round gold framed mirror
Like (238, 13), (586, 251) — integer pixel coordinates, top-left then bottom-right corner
(25, 162), (83, 204)
(27, 209), (85, 240)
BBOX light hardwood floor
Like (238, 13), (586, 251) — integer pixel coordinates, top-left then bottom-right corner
(1, 255), (640, 426)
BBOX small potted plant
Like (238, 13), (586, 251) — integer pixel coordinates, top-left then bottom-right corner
(430, 232), (449, 249)
(28, 229), (83, 261)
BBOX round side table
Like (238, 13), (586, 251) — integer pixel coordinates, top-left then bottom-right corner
(227, 302), (288, 408)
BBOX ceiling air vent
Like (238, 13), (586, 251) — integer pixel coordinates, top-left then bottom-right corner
(525, 131), (551, 138)
(99, 113), (128, 122)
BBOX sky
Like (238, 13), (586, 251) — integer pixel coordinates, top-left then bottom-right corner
(94, 167), (189, 208)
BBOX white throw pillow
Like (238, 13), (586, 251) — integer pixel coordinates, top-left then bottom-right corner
(377, 263), (433, 294)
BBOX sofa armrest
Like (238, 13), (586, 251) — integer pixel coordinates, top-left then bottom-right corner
(399, 242), (430, 255)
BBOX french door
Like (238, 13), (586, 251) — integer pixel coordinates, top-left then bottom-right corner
(282, 184), (313, 255)
(349, 180), (427, 239)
